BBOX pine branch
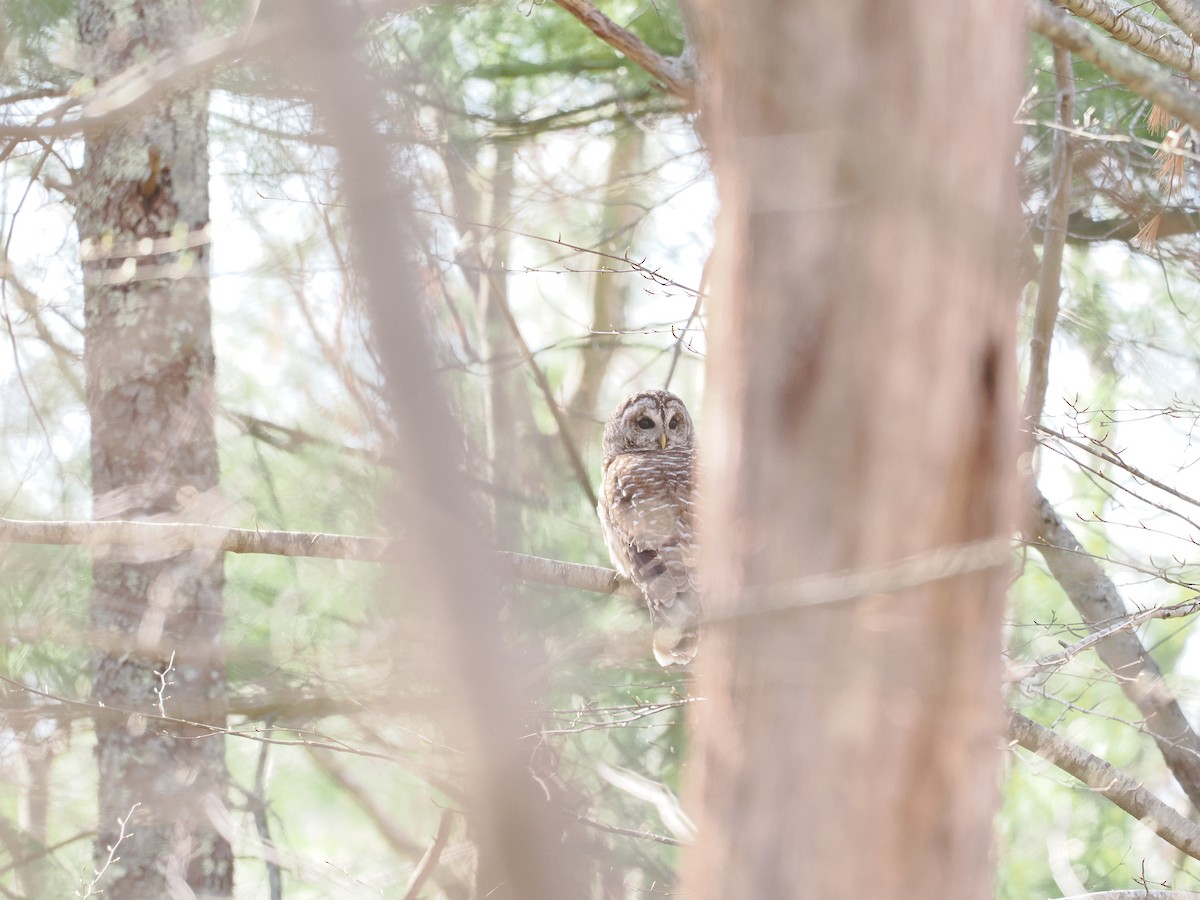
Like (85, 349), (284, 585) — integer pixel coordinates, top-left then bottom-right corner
(1026, 0), (1200, 130)
(1007, 711), (1200, 860)
(1152, 0), (1200, 41)
(1060, 0), (1200, 77)
(550, 0), (694, 102)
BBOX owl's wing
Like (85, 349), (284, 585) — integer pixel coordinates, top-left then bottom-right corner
(600, 450), (701, 665)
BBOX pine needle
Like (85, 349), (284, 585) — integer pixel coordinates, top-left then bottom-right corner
(1155, 128), (1186, 189)
(1148, 103), (1174, 136)
(1133, 213), (1162, 250)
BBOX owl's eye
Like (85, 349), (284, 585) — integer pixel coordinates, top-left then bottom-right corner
(668, 415), (681, 429)
(637, 417), (655, 430)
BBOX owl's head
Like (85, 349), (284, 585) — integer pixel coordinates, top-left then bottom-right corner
(602, 389), (695, 462)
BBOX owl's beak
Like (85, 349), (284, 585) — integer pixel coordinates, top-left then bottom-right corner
(659, 433), (668, 450)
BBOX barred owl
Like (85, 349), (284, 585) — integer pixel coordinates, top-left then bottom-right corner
(598, 389), (701, 666)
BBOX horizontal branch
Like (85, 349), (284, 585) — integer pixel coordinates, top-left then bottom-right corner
(1007, 711), (1200, 860)
(1026, 0), (1200, 131)
(710, 537), (1014, 620)
(1064, 209), (1200, 245)
(573, 813), (684, 847)
(0, 516), (641, 598)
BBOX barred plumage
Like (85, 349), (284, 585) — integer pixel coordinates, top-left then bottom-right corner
(598, 390), (701, 666)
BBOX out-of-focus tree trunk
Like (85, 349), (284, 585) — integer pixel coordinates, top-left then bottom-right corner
(293, 3), (581, 899)
(76, 1), (231, 896)
(478, 135), (523, 547)
(566, 126), (643, 447)
(682, 3), (1022, 898)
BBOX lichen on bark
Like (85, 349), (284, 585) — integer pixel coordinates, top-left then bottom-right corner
(76, 1), (231, 896)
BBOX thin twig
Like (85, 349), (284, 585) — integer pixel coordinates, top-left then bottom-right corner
(489, 279), (599, 508)
(1018, 595), (1200, 676)
(78, 804), (139, 898)
(573, 813), (683, 847)
(1036, 421), (1200, 512)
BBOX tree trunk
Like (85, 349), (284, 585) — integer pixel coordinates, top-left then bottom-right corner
(566, 126), (643, 447)
(682, 2), (1023, 898)
(76, 1), (231, 896)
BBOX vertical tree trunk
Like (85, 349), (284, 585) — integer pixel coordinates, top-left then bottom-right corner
(76, 1), (231, 896)
(683, 3), (1022, 898)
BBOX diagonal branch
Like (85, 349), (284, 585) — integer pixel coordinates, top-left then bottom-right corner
(1026, 490), (1200, 807)
(1019, 595), (1200, 676)
(1153, 0), (1200, 41)
(1061, 0), (1200, 77)
(400, 809), (455, 900)
(550, 0), (694, 101)
(1026, 0), (1200, 131)
(1007, 710), (1200, 860)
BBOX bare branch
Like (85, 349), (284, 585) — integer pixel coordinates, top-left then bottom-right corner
(573, 813), (684, 847)
(1007, 711), (1200, 860)
(550, 0), (694, 102)
(0, 516), (390, 562)
(1018, 595), (1200, 676)
(0, 515), (640, 598)
(1026, 0), (1200, 131)
(707, 537), (1014, 620)
(1027, 490), (1200, 807)
(1036, 421), (1200, 512)
(489, 263), (599, 509)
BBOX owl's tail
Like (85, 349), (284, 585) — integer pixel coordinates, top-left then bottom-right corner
(650, 592), (701, 667)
